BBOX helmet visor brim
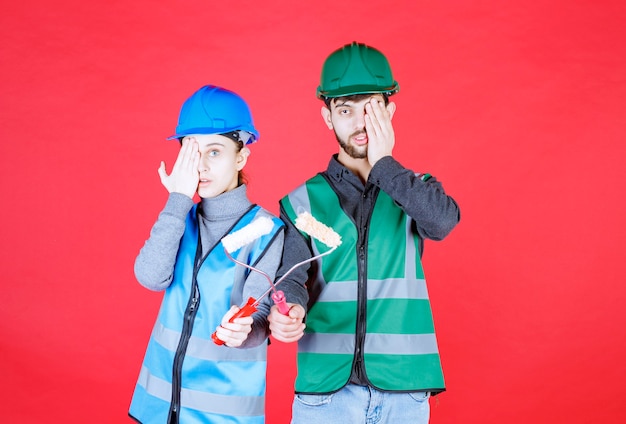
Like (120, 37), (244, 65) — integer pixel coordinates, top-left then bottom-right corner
(317, 83), (399, 99)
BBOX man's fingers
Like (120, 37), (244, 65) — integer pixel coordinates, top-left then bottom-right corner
(367, 100), (391, 135)
(269, 304), (306, 343)
(289, 304), (306, 320)
(271, 325), (305, 343)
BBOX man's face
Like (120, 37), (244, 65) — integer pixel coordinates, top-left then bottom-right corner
(322, 94), (388, 159)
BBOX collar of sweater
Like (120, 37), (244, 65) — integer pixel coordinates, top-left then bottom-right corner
(198, 184), (252, 221)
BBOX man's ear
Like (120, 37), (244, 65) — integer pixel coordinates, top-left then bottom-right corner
(236, 147), (250, 171)
(321, 106), (333, 130)
(387, 101), (397, 120)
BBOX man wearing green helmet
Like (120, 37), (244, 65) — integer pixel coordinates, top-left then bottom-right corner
(270, 42), (461, 423)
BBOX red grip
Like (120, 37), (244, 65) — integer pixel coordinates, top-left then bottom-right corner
(211, 297), (258, 345)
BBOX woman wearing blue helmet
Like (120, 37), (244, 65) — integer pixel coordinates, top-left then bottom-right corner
(129, 85), (308, 424)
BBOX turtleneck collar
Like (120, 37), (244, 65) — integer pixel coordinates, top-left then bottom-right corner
(198, 184), (252, 221)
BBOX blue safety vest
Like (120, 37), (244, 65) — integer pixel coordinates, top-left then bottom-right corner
(129, 205), (284, 424)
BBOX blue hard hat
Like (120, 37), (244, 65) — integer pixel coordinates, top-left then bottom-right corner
(167, 85), (259, 144)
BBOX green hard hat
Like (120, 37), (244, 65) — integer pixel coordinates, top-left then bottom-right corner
(316, 42), (400, 99)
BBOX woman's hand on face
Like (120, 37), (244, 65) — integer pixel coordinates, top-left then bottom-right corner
(157, 137), (200, 198)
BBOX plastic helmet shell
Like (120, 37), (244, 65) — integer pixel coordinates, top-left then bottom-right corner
(167, 85), (259, 144)
(316, 42), (400, 99)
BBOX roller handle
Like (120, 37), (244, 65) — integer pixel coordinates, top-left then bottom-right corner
(272, 290), (290, 315)
(211, 297), (258, 345)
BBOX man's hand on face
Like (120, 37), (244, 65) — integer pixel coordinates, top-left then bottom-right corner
(365, 99), (395, 167)
(157, 137), (200, 199)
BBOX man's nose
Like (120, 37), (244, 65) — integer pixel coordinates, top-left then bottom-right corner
(355, 109), (367, 129)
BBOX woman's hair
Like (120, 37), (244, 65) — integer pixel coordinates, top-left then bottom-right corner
(234, 139), (247, 186)
(220, 131), (248, 186)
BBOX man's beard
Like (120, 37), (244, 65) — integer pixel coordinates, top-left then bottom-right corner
(336, 130), (367, 159)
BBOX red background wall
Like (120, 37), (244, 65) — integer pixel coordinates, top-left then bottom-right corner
(1, 1), (625, 423)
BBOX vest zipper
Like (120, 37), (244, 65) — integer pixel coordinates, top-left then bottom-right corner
(355, 243), (367, 380)
(159, 206), (264, 422)
(168, 280), (200, 424)
(354, 186), (375, 384)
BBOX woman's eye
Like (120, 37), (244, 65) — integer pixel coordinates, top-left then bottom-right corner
(208, 150), (220, 157)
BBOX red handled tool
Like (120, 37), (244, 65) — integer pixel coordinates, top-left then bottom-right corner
(211, 250), (290, 345)
(211, 275), (289, 345)
(212, 212), (341, 346)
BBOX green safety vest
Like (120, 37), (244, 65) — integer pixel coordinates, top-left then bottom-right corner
(281, 174), (445, 394)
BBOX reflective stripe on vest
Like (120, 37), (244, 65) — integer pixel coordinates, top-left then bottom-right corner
(281, 174), (445, 393)
(130, 205), (282, 423)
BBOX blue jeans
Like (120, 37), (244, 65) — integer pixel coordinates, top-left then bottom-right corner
(291, 384), (430, 424)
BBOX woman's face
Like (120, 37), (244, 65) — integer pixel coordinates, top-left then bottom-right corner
(187, 134), (249, 198)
